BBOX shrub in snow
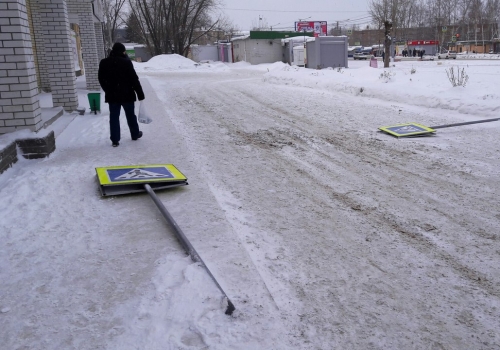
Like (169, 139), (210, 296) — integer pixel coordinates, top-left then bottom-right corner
(411, 67), (416, 74)
(446, 66), (469, 87)
(379, 70), (395, 83)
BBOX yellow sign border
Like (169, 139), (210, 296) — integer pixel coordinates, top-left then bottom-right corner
(95, 164), (187, 186)
(379, 123), (436, 137)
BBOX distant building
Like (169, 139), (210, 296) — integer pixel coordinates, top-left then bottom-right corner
(231, 31), (312, 65)
(339, 24), (499, 53)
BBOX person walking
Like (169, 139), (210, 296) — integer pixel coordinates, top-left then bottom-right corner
(98, 42), (145, 147)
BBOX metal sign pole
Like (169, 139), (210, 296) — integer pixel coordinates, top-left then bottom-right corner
(143, 184), (235, 315)
(430, 117), (500, 129)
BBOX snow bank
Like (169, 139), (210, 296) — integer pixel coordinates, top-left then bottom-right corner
(263, 60), (500, 118)
(133, 54), (229, 72)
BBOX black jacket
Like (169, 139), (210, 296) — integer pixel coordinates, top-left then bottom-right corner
(98, 52), (145, 104)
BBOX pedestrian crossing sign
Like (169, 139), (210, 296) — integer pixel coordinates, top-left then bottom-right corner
(379, 123), (436, 137)
(95, 164), (188, 196)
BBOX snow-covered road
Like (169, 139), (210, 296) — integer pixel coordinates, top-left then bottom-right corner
(1, 58), (499, 349)
(143, 67), (500, 348)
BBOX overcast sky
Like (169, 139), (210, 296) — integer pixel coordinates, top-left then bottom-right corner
(218, 0), (372, 32)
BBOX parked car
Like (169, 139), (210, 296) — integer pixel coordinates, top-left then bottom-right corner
(353, 52), (368, 60)
(353, 50), (372, 60)
(348, 46), (363, 57)
(437, 50), (457, 59)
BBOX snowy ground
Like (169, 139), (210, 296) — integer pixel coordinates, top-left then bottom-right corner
(1, 55), (500, 349)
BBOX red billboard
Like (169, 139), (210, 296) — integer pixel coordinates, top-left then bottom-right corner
(407, 40), (439, 45)
(295, 21), (327, 37)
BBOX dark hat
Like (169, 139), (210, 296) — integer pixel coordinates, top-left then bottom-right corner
(112, 42), (126, 53)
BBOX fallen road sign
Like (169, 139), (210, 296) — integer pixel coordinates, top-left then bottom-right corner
(379, 118), (500, 138)
(95, 164), (188, 196)
(95, 163), (235, 315)
(378, 123), (435, 137)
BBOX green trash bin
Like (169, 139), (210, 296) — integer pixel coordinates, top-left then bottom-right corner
(88, 92), (101, 114)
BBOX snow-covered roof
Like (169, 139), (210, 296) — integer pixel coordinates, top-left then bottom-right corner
(124, 43), (142, 49)
(230, 35), (250, 42)
(281, 36), (310, 44)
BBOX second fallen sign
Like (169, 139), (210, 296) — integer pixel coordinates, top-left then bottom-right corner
(379, 118), (500, 138)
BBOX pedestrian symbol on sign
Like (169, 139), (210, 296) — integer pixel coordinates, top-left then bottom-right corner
(116, 168), (168, 180)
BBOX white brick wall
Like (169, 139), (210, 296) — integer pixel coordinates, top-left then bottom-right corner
(29, 1), (51, 92)
(0, 0), (42, 134)
(0, 0), (105, 135)
(38, 0), (78, 111)
(67, 0), (100, 91)
(94, 22), (105, 62)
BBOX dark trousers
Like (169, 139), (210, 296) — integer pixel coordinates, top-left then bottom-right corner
(109, 102), (140, 143)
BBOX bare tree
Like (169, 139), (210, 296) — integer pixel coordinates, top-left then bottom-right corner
(384, 20), (393, 66)
(454, 0), (476, 39)
(167, 0), (220, 56)
(484, 0), (500, 39)
(133, 0), (166, 55)
(125, 12), (144, 44)
(192, 15), (238, 44)
(409, 0), (428, 37)
(397, 0), (416, 40)
(367, 0), (498, 54)
(218, 16), (239, 41)
(102, 0), (127, 51)
(128, 0), (221, 57)
(370, 0), (401, 67)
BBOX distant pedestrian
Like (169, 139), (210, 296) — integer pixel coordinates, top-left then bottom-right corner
(413, 48), (416, 57)
(98, 42), (145, 147)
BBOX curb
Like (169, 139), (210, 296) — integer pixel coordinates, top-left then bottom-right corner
(0, 131), (56, 174)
